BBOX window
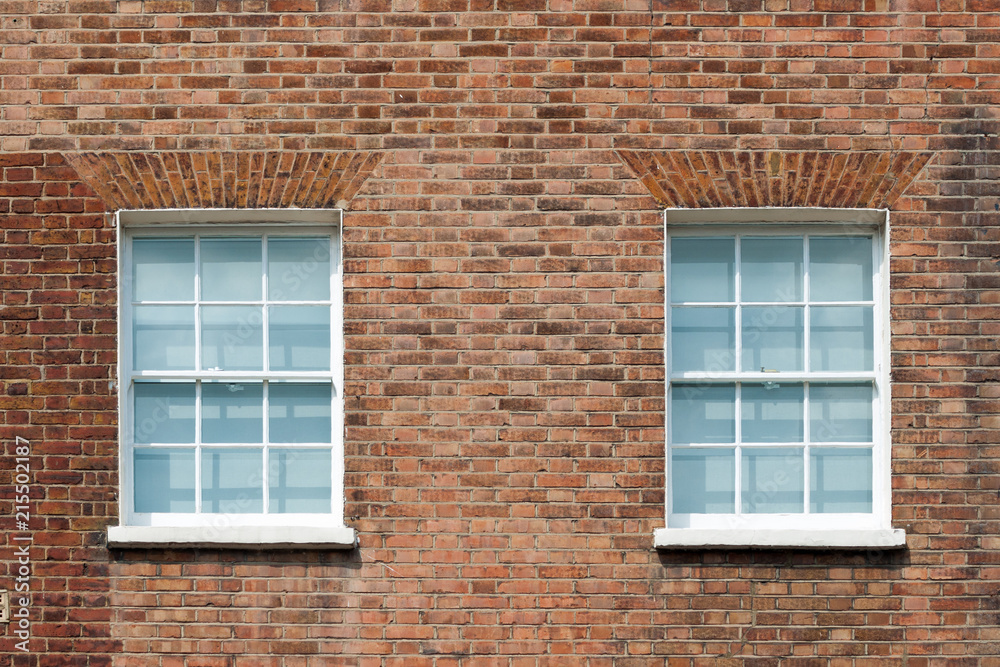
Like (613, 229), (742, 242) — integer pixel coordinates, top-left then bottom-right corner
(656, 209), (904, 549)
(107, 210), (354, 549)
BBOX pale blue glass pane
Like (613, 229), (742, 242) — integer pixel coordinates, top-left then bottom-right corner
(810, 306), (873, 371)
(134, 383), (195, 444)
(741, 447), (804, 514)
(202, 383), (264, 444)
(269, 384), (332, 444)
(201, 305), (264, 371)
(810, 448), (873, 513)
(134, 448), (195, 513)
(810, 383), (873, 443)
(671, 307), (735, 373)
(268, 449), (332, 513)
(132, 238), (194, 302)
(670, 238), (735, 303)
(671, 384), (736, 444)
(742, 237), (803, 302)
(671, 448), (735, 513)
(268, 306), (331, 371)
(133, 305), (195, 371)
(201, 237), (262, 302)
(810, 237), (873, 302)
(202, 448), (263, 513)
(268, 237), (331, 301)
(742, 384), (804, 443)
(742, 306), (804, 372)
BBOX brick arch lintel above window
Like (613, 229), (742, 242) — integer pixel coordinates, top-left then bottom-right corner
(65, 150), (384, 211)
(616, 150), (934, 210)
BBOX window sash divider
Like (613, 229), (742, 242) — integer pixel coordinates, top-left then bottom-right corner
(194, 380), (203, 514)
(131, 371), (335, 381)
(671, 372), (877, 382)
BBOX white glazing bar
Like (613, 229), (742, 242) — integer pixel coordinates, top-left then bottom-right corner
(803, 381), (811, 514)
(734, 234), (742, 375)
(194, 380), (202, 514)
(263, 234), (271, 373)
(734, 382), (742, 517)
(672, 371), (876, 383)
(803, 235), (810, 373)
(733, 235), (741, 516)
(262, 380), (270, 514)
(194, 235), (202, 372)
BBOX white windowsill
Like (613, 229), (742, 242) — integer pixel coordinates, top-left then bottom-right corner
(107, 525), (357, 550)
(654, 527), (906, 550)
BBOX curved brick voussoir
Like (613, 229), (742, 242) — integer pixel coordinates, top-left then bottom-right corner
(65, 151), (384, 211)
(617, 150), (934, 210)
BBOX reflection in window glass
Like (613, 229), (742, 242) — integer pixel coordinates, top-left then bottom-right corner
(810, 448), (873, 513)
(134, 449), (195, 513)
(133, 306), (195, 371)
(671, 307), (735, 373)
(742, 237), (802, 302)
(134, 383), (195, 444)
(201, 237), (262, 302)
(670, 238), (735, 303)
(132, 238), (194, 302)
(269, 384), (332, 443)
(202, 448), (263, 513)
(202, 383), (264, 444)
(672, 384), (736, 444)
(741, 448), (804, 514)
(269, 449), (332, 513)
(268, 238), (331, 301)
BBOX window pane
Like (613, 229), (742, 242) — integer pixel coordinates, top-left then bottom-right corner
(134, 448), (195, 513)
(671, 448), (735, 513)
(810, 237), (873, 302)
(810, 448), (873, 513)
(132, 238), (194, 302)
(268, 449), (332, 513)
(741, 306), (804, 372)
(201, 305), (264, 371)
(742, 237), (803, 302)
(134, 383), (195, 444)
(269, 384), (332, 443)
(268, 306), (331, 371)
(671, 384), (735, 444)
(201, 237), (262, 302)
(810, 306), (873, 371)
(810, 383), (873, 442)
(202, 448), (263, 513)
(742, 384), (804, 443)
(741, 447), (804, 514)
(670, 238), (735, 303)
(268, 237), (331, 301)
(671, 307), (735, 373)
(202, 383), (264, 444)
(133, 305), (195, 371)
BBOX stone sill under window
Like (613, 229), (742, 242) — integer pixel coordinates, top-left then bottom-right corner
(106, 525), (357, 550)
(654, 528), (906, 550)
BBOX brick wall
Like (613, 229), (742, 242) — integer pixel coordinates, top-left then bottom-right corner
(2, 1), (1000, 665)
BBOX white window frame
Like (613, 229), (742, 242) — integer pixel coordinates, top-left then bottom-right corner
(107, 209), (355, 549)
(656, 208), (905, 550)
